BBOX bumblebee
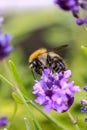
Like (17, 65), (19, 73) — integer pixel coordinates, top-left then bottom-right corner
(29, 45), (67, 75)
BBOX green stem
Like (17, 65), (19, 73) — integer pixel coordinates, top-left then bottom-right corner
(0, 74), (13, 88)
(67, 111), (80, 130)
(7, 102), (17, 130)
(16, 87), (33, 116)
(24, 117), (31, 130)
(15, 87), (42, 130)
(29, 100), (67, 130)
(2, 59), (15, 83)
(0, 61), (41, 129)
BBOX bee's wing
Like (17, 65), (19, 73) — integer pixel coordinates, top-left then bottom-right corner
(31, 69), (43, 80)
(47, 44), (68, 53)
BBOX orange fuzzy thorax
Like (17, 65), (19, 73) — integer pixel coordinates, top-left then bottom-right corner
(29, 48), (47, 62)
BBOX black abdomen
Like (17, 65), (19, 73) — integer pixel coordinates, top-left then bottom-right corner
(46, 55), (66, 73)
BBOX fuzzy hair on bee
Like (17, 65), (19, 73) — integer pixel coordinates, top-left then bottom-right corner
(29, 45), (68, 75)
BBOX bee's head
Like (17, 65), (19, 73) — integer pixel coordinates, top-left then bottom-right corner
(29, 60), (37, 68)
(29, 48), (47, 63)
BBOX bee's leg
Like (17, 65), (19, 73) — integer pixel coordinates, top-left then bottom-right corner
(31, 69), (36, 80)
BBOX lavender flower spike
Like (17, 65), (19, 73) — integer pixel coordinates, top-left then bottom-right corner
(80, 86), (87, 122)
(54, 0), (87, 25)
(33, 69), (80, 112)
(0, 17), (13, 60)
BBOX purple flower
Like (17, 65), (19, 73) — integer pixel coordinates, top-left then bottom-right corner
(0, 116), (8, 127)
(81, 99), (87, 106)
(33, 69), (80, 112)
(0, 17), (13, 60)
(0, 34), (13, 59)
(81, 106), (87, 113)
(54, 0), (78, 11)
(80, 86), (87, 122)
(84, 86), (87, 92)
(54, 0), (87, 25)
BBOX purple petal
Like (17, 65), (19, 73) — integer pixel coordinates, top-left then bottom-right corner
(43, 104), (52, 112)
(81, 99), (87, 106)
(0, 33), (13, 59)
(35, 96), (45, 105)
(0, 116), (8, 127)
(84, 86), (87, 92)
(76, 18), (84, 25)
(64, 70), (72, 79)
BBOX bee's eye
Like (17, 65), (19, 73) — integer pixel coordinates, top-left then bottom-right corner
(33, 61), (37, 65)
(33, 60), (42, 66)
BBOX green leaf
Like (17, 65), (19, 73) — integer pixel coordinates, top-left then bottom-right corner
(9, 60), (29, 98)
(7, 102), (17, 130)
(81, 45), (87, 57)
(33, 120), (42, 130)
(12, 92), (23, 104)
(24, 117), (31, 130)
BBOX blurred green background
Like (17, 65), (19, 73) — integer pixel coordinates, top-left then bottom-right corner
(0, 4), (87, 130)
